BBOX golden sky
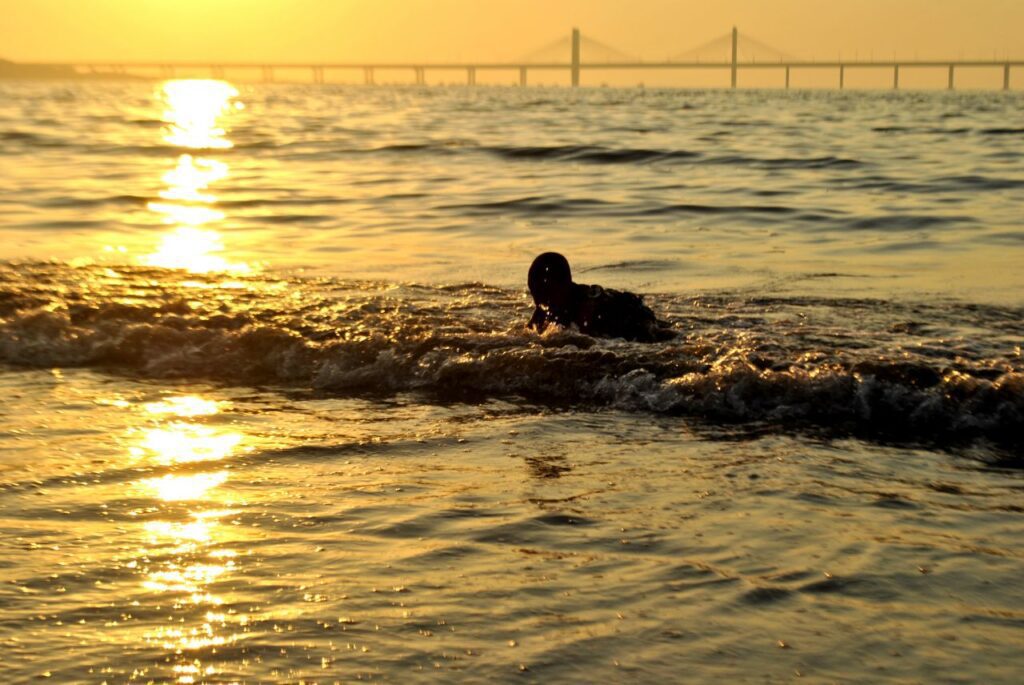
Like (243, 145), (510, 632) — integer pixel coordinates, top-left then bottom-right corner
(1, 0), (1021, 63)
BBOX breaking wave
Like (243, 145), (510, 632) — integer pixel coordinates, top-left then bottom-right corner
(2, 263), (1021, 452)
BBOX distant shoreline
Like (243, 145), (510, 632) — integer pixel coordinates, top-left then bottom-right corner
(0, 58), (142, 81)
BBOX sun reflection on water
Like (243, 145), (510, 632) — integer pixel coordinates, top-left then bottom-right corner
(123, 393), (251, 674)
(143, 227), (248, 274)
(160, 80), (239, 150)
(144, 471), (230, 501)
(132, 424), (242, 465)
(142, 80), (250, 273)
(144, 395), (222, 417)
(157, 154), (229, 203)
(143, 560), (232, 597)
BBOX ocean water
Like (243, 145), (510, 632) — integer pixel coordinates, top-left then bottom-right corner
(1, 81), (1023, 683)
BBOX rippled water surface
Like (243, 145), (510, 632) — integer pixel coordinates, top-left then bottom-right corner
(1, 82), (1023, 683)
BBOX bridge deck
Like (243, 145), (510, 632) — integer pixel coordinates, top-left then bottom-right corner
(57, 60), (1024, 70)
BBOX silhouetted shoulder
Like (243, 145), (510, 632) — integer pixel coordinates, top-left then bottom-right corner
(573, 284), (675, 342)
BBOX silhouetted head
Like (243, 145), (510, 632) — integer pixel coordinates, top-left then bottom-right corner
(528, 252), (573, 307)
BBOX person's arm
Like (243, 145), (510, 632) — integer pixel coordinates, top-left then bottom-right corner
(527, 306), (547, 332)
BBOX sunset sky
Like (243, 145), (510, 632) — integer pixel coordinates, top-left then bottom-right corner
(2, 0), (1021, 63)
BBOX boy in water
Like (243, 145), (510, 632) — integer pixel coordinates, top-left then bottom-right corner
(527, 252), (675, 342)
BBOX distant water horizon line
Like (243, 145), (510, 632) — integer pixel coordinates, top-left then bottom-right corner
(4, 53), (1022, 92)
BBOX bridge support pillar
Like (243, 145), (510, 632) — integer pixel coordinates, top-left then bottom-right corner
(312, 66), (324, 84)
(571, 27), (581, 87)
(160, 64), (175, 79)
(948, 65), (955, 90)
(519, 67), (527, 86)
(785, 66), (790, 89)
(263, 66), (274, 83)
(467, 67), (476, 85)
(893, 64), (899, 90)
(364, 67), (374, 85)
(414, 67), (425, 85)
(839, 65), (845, 89)
(212, 65), (225, 80)
(730, 26), (738, 88)
(1004, 63), (1011, 90)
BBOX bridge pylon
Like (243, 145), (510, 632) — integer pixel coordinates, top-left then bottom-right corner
(731, 26), (738, 88)
(571, 28), (581, 87)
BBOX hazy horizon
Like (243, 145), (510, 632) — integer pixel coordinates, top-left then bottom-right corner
(2, 0), (1022, 64)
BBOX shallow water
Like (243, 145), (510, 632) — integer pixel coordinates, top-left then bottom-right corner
(1, 82), (1023, 682)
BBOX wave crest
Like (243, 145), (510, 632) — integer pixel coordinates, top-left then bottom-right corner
(1, 266), (1021, 450)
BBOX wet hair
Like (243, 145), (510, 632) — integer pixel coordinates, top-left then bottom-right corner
(528, 252), (573, 304)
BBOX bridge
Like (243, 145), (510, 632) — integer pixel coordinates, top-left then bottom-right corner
(63, 28), (1020, 90)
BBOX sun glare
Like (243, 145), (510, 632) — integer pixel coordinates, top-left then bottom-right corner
(144, 395), (223, 417)
(131, 424), (243, 465)
(144, 472), (230, 502)
(143, 227), (249, 273)
(157, 155), (229, 203)
(161, 80), (238, 150)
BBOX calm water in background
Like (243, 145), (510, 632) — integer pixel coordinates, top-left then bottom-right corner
(1, 81), (1023, 683)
